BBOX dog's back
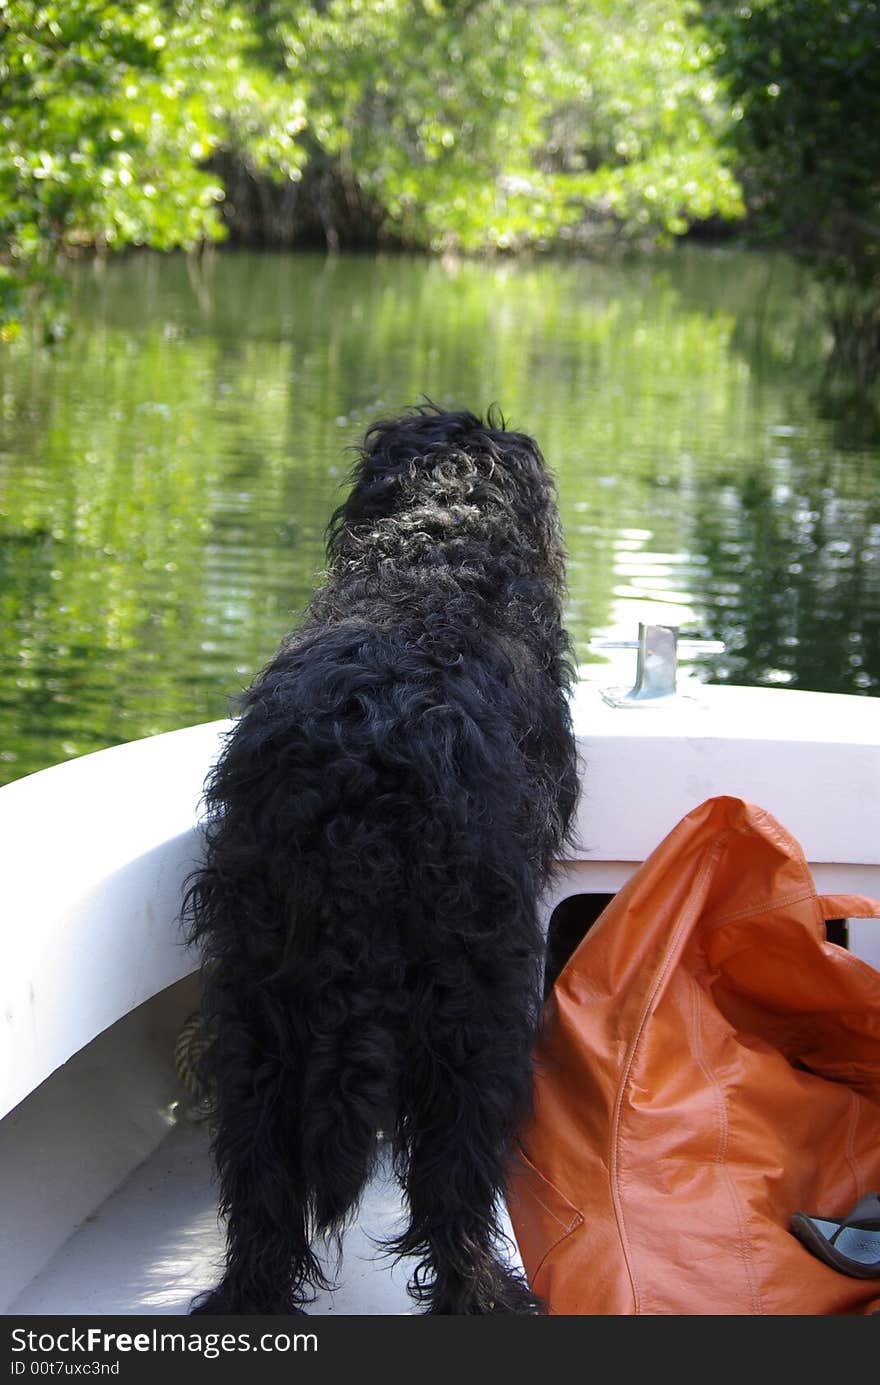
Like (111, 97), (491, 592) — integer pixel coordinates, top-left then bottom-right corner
(186, 406), (579, 1314)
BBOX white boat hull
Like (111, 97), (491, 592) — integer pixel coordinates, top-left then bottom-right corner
(2, 677), (879, 1314)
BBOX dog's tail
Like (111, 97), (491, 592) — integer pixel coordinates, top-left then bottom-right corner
(293, 852), (408, 1236)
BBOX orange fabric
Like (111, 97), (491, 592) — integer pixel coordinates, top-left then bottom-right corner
(508, 796), (880, 1315)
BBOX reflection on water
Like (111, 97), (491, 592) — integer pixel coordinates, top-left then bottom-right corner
(1, 247), (878, 784)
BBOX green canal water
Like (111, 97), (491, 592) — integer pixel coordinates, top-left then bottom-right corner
(1, 246), (878, 785)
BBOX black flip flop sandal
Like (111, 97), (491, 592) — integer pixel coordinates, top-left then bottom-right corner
(790, 1192), (880, 1279)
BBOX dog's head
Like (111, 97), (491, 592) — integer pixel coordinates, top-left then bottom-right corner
(325, 403), (566, 592)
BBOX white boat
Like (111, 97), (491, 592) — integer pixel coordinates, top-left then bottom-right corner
(2, 626), (879, 1316)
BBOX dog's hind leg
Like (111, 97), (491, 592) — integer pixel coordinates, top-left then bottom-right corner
(391, 915), (545, 1315)
(189, 961), (323, 1315)
(191, 912), (403, 1313)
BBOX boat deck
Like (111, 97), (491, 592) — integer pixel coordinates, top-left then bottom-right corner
(8, 1118), (518, 1316)
(1, 971), (527, 1318)
(3, 686), (879, 1317)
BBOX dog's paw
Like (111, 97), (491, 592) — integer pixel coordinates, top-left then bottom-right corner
(189, 1285), (308, 1316)
(486, 1281), (544, 1315)
(424, 1267), (545, 1315)
(482, 1267), (544, 1315)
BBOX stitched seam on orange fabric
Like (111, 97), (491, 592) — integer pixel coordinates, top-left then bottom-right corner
(511, 1153), (584, 1287)
(512, 1146), (582, 1235)
(686, 970), (764, 1315)
(752, 803), (814, 884)
(844, 1088), (865, 1205)
(609, 836), (725, 1317)
(702, 803), (819, 929)
(524, 1185), (582, 1236)
(818, 895), (880, 921)
(531, 1212), (586, 1287)
(703, 886), (819, 930)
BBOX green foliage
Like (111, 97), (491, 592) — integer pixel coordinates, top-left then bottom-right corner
(0, 0), (306, 327)
(0, 4), (216, 259)
(705, 0), (880, 283)
(703, 0), (880, 389)
(0, 0), (743, 309)
(275, 0), (742, 250)
(535, 1), (743, 238)
(3, 1), (874, 375)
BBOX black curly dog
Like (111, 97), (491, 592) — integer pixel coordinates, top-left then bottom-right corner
(184, 405), (579, 1315)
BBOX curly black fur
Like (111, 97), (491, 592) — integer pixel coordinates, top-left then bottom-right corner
(183, 404), (580, 1315)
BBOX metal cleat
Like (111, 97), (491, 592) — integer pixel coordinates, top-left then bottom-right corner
(591, 623), (724, 707)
